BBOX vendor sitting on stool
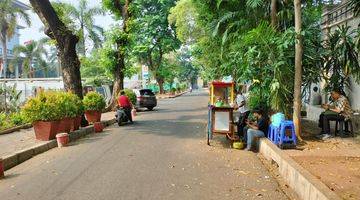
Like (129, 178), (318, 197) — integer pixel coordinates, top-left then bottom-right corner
(318, 89), (352, 140)
(244, 108), (269, 151)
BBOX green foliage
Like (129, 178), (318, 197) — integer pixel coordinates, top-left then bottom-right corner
(247, 84), (270, 112)
(170, 87), (177, 93)
(57, 92), (84, 117)
(168, 0), (202, 43)
(323, 25), (360, 93)
(102, 0), (124, 20)
(122, 89), (137, 105)
(0, 112), (12, 131)
(131, 0), (181, 91)
(80, 32), (138, 85)
(0, 84), (22, 113)
(12, 40), (47, 78)
(22, 91), (83, 123)
(80, 51), (108, 78)
(22, 91), (63, 123)
(53, 0), (105, 54)
(83, 92), (106, 111)
(0, 0), (31, 39)
(95, 26), (137, 79)
(0, 0), (31, 78)
(349, 0), (360, 17)
(176, 46), (200, 84)
(169, 0), (334, 116)
(9, 112), (26, 126)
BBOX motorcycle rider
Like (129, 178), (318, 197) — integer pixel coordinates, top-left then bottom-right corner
(117, 91), (133, 123)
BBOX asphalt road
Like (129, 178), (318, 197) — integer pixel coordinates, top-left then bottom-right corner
(0, 90), (288, 200)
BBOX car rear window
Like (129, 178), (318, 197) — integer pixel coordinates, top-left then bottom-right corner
(140, 89), (155, 96)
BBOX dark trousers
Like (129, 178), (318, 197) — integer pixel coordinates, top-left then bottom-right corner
(124, 107), (133, 122)
(237, 111), (250, 137)
(318, 113), (344, 134)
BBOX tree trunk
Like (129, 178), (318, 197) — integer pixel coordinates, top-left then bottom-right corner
(80, 22), (86, 56)
(156, 77), (165, 94)
(29, 0), (83, 99)
(293, 0), (303, 141)
(106, 55), (125, 111)
(105, 0), (131, 111)
(58, 35), (83, 98)
(271, 0), (278, 28)
(29, 58), (33, 78)
(1, 35), (8, 78)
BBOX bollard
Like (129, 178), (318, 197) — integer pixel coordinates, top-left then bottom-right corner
(56, 133), (69, 148)
(94, 122), (103, 133)
(0, 158), (4, 179)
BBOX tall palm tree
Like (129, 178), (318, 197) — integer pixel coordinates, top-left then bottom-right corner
(62, 0), (105, 56)
(12, 40), (46, 78)
(0, 0), (31, 78)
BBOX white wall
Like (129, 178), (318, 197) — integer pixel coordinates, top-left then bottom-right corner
(1, 78), (64, 103)
(349, 78), (360, 111)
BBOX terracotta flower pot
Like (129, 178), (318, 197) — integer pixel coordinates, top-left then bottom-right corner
(0, 158), (4, 179)
(94, 122), (103, 133)
(71, 116), (82, 131)
(33, 121), (59, 141)
(57, 117), (73, 133)
(56, 133), (69, 148)
(85, 110), (102, 123)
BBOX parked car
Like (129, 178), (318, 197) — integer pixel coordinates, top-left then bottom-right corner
(133, 89), (157, 110)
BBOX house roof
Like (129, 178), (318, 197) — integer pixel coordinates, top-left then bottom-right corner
(13, 0), (31, 10)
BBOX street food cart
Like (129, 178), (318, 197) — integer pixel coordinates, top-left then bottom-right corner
(207, 81), (236, 145)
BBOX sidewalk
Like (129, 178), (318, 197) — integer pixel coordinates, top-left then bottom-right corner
(156, 91), (188, 99)
(285, 119), (360, 199)
(0, 112), (115, 158)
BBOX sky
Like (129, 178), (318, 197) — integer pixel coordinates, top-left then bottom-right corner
(18, 0), (115, 44)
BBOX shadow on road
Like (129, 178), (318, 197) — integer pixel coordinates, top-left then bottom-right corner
(119, 119), (207, 140)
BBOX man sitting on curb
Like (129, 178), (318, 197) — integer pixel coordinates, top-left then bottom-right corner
(318, 89), (353, 140)
(244, 108), (269, 151)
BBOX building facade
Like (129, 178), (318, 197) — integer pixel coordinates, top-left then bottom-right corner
(0, 0), (31, 78)
(306, 0), (360, 122)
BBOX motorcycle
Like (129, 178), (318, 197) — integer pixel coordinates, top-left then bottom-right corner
(115, 108), (130, 126)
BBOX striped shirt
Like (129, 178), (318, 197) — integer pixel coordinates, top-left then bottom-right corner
(332, 95), (353, 119)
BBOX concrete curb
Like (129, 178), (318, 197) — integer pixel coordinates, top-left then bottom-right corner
(0, 124), (32, 136)
(156, 91), (189, 99)
(258, 138), (341, 200)
(2, 118), (116, 171)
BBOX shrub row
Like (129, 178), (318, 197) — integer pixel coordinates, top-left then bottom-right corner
(0, 112), (26, 131)
(22, 91), (105, 124)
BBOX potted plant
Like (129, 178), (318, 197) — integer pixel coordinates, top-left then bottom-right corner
(73, 97), (84, 131)
(83, 92), (106, 123)
(22, 91), (63, 141)
(57, 92), (81, 133)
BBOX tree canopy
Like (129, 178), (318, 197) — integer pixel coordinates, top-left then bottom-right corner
(131, 0), (181, 93)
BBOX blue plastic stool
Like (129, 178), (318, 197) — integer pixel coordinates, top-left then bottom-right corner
(267, 124), (280, 144)
(277, 120), (297, 148)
